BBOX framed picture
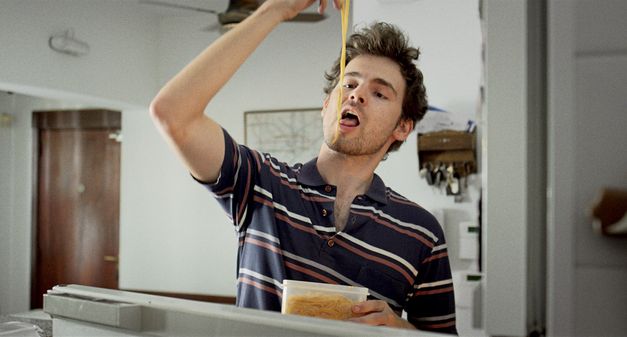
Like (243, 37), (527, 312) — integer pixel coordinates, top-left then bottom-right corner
(244, 108), (323, 165)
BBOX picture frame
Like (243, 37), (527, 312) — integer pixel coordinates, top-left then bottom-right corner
(244, 108), (323, 165)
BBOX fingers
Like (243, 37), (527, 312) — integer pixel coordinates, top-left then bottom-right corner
(349, 300), (405, 327)
(352, 300), (387, 315)
(319, 0), (343, 14)
(318, 0), (327, 14)
(350, 311), (394, 326)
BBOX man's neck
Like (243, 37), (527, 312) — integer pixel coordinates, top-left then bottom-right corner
(316, 145), (384, 196)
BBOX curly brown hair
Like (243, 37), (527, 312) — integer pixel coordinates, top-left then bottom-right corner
(323, 22), (427, 153)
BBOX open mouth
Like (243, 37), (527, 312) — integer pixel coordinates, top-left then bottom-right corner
(339, 110), (360, 127)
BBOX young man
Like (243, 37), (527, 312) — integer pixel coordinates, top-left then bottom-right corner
(150, 0), (456, 334)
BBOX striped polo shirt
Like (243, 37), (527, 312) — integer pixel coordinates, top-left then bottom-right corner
(201, 130), (456, 334)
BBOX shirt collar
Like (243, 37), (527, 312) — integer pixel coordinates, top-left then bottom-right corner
(296, 158), (388, 205)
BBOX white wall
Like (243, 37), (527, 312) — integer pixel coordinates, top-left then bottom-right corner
(548, 1), (627, 336)
(0, 0), (160, 107)
(0, 93), (19, 314)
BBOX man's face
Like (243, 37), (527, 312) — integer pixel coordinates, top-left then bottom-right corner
(321, 54), (410, 156)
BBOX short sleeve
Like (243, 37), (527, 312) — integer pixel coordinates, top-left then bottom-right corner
(406, 234), (457, 335)
(194, 129), (262, 232)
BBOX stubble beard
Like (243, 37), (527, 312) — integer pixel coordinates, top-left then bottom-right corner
(324, 128), (390, 156)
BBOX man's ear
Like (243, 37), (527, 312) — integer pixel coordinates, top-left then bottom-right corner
(394, 119), (414, 141)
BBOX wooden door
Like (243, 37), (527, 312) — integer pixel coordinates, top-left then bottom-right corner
(31, 109), (121, 309)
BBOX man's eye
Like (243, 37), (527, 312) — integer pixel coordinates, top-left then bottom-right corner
(343, 83), (356, 89)
(375, 92), (388, 99)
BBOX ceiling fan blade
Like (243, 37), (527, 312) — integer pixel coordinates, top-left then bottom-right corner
(140, 0), (325, 29)
(290, 12), (327, 22)
(218, 9), (253, 26)
(201, 21), (225, 32)
(138, 0), (219, 15)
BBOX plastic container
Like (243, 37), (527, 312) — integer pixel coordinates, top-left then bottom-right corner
(281, 280), (369, 320)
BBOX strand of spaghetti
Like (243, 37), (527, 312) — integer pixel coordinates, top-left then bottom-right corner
(331, 0), (350, 144)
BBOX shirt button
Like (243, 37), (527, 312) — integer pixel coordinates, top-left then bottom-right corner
(324, 185), (332, 193)
(327, 239), (335, 247)
(321, 209), (328, 217)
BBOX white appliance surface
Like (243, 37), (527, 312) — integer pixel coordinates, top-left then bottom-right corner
(44, 285), (448, 337)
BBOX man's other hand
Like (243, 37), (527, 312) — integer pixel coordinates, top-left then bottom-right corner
(349, 300), (417, 330)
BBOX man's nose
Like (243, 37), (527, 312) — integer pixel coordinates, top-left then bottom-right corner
(348, 88), (365, 104)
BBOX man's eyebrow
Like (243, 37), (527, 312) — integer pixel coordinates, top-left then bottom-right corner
(344, 71), (398, 97)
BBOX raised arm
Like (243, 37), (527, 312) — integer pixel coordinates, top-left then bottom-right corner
(150, 0), (335, 182)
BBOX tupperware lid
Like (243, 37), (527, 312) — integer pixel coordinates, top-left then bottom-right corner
(282, 280), (369, 295)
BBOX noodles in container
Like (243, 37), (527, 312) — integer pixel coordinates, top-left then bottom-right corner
(281, 280), (369, 320)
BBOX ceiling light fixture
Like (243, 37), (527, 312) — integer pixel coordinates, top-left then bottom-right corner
(49, 29), (90, 57)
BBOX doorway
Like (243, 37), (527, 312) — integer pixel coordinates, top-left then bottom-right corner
(31, 109), (121, 309)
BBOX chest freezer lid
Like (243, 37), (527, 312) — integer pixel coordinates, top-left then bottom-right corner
(44, 285), (448, 337)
